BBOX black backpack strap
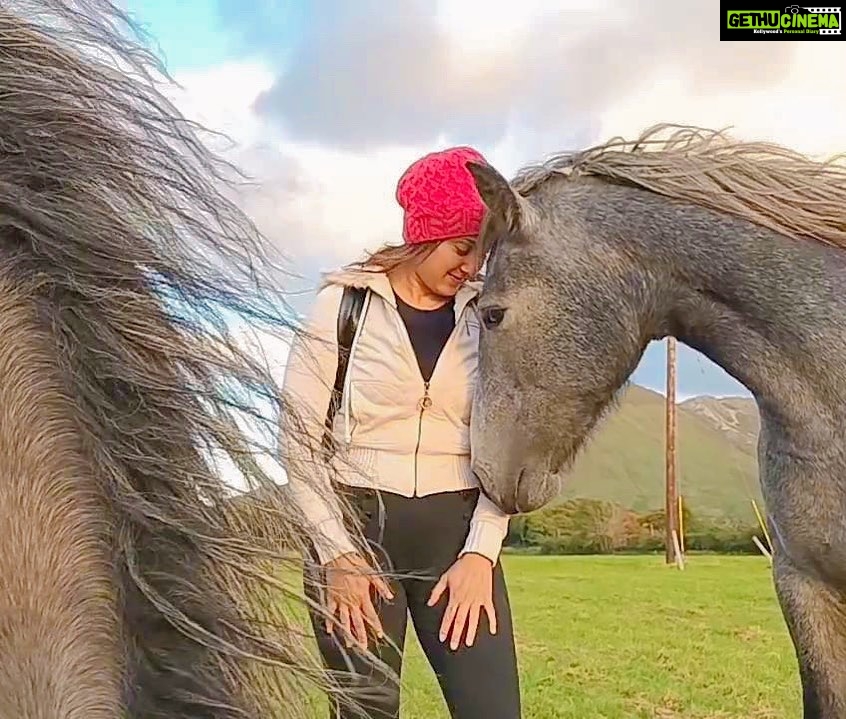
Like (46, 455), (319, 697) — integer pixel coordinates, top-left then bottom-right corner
(321, 285), (367, 458)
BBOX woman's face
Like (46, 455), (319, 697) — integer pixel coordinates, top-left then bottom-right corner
(414, 237), (481, 298)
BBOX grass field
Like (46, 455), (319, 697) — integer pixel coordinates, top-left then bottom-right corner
(307, 554), (802, 719)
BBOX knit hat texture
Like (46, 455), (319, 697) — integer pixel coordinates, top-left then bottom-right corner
(395, 146), (488, 245)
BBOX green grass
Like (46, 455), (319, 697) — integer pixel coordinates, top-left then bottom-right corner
(308, 555), (802, 718)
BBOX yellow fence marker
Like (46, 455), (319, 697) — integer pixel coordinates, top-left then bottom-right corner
(751, 499), (773, 554)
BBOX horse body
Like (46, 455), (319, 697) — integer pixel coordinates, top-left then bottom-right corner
(467, 126), (846, 718)
(0, 1), (359, 717)
(0, 278), (121, 718)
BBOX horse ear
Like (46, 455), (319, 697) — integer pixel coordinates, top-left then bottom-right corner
(466, 161), (528, 234)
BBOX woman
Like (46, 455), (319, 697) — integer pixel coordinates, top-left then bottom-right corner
(281, 146), (521, 719)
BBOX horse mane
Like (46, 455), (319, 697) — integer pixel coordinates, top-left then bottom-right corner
(510, 123), (846, 251)
(0, 0), (372, 716)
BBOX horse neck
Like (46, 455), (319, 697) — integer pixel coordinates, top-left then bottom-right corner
(595, 182), (846, 453)
(0, 278), (121, 717)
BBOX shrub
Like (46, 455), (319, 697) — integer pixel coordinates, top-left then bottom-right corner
(513, 498), (762, 556)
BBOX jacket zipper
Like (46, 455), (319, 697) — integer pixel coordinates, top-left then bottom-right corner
(413, 381), (431, 495)
(387, 299), (471, 496)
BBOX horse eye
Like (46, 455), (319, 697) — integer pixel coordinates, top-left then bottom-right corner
(480, 307), (507, 329)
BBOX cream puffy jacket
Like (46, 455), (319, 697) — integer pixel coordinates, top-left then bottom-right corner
(280, 266), (510, 566)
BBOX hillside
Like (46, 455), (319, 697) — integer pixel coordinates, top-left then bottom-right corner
(556, 385), (763, 523)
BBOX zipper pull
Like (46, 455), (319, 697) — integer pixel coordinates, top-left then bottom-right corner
(418, 381), (432, 411)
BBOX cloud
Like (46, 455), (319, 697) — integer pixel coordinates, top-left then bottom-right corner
(166, 9), (821, 404)
(249, 0), (798, 153)
(168, 13), (845, 289)
(595, 42), (846, 158)
(168, 59), (527, 279)
(164, 61), (347, 276)
(250, 0), (516, 151)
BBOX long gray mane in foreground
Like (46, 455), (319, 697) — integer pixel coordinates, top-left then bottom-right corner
(0, 1), (377, 716)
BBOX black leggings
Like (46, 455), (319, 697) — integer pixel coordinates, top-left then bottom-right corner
(304, 487), (521, 719)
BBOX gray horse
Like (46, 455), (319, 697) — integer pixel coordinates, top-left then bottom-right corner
(0, 1), (369, 717)
(466, 124), (846, 719)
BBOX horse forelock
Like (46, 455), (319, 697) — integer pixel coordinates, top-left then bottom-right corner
(509, 122), (846, 252)
(0, 2), (362, 717)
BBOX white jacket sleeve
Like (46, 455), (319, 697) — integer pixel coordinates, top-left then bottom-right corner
(460, 491), (511, 565)
(279, 284), (358, 565)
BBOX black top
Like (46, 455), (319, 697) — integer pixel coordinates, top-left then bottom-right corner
(394, 293), (455, 383)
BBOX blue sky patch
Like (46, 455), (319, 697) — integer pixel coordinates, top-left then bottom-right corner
(125, 0), (308, 71)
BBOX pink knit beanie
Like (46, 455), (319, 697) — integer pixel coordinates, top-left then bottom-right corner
(395, 146), (488, 245)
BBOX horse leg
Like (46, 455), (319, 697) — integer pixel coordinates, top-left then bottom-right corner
(772, 557), (846, 717)
(766, 464), (846, 718)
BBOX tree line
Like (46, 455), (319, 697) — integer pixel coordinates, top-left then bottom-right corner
(504, 498), (766, 555)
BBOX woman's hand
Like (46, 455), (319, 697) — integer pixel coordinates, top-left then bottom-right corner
(324, 552), (394, 651)
(427, 552), (497, 650)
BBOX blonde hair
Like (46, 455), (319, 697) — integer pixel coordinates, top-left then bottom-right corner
(348, 236), (490, 280)
(348, 241), (438, 273)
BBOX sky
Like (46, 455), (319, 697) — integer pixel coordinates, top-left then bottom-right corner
(125, 0), (846, 402)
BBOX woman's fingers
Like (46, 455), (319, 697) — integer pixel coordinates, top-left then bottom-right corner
(371, 574), (395, 600)
(464, 603), (481, 647)
(325, 598), (338, 634)
(328, 579), (383, 650)
(338, 604), (353, 647)
(439, 594), (458, 642)
(361, 594), (384, 640)
(483, 598), (498, 635)
(449, 602), (471, 650)
(427, 573), (448, 607)
(350, 603), (368, 649)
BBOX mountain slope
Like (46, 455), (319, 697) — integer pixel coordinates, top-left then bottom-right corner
(680, 395), (759, 453)
(555, 385), (762, 522)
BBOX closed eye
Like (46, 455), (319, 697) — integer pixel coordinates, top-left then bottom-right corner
(480, 306), (507, 329)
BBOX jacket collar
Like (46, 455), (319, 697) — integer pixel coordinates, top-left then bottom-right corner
(320, 265), (482, 319)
